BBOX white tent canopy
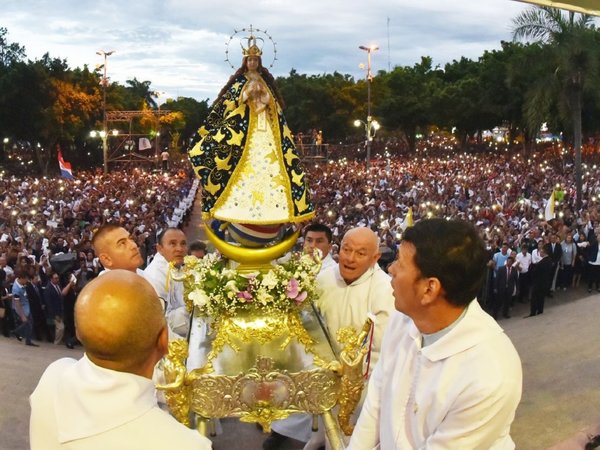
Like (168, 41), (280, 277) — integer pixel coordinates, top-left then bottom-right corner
(514, 0), (600, 16)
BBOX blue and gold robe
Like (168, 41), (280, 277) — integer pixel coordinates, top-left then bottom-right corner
(188, 74), (314, 225)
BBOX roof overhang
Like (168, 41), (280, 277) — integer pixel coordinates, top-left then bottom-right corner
(514, 0), (600, 16)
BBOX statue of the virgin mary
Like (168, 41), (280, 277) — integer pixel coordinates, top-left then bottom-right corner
(188, 30), (314, 248)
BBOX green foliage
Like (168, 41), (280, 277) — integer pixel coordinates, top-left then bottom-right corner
(164, 96), (210, 147)
(277, 69), (360, 140)
(377, 57), (444, 149)
(512, 5), (600, 208)
(0, 28), (25, 67)
(2, 14), (600, 173)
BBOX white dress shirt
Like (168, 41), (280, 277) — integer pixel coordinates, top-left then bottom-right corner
(144, 252), (189, 338)
(348, 301), (522, 450)
(30, 355), (212, 450)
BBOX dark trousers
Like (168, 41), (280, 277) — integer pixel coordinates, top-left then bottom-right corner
(63, 295), (77, 346)
(493, 292), (511, 319)
(13, 313), (33, 344)
(530, 290), (545, 316)
(518, 272), (531, 302)
(30, 300), (51, 342)
(1, 299), (15, 336)
(558, 265), (574, 289)
(588, 264), (600, 290)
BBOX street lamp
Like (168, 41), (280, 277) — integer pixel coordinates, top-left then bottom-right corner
(354, 118), (381, 153)
(358, 44), (379, 170)
(96, 50), (115, 174)
(153, 91), (166, 167)
(90, 129), (119, 161)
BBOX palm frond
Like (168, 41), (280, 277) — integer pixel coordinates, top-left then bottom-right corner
(512, 7), (556, 42)
(523, 74), (557, 132)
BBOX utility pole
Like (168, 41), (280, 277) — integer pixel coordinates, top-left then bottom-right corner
(359, 45), (379, 170)
(96, 50), (115, 174)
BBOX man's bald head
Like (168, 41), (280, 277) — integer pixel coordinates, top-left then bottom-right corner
(338, 227), (381, 284)
(75, 270), (167, 376)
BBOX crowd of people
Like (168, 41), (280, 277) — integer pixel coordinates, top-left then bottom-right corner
(10, 32), (600, 448)
(309, 150), (600, 251)
(1, 144), (599, 350)
(0, 161), (198, 346)
(0, 134), (597, 450)
(305, 148), (600, 316)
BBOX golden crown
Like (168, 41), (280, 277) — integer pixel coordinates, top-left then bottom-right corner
(241, 34), (263, 57)
(226, 26), (277, 69)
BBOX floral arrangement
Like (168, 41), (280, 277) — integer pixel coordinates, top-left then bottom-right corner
(180, 252), (322, 318)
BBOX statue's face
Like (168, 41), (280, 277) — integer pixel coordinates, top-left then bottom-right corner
(246, 56), (259, 72)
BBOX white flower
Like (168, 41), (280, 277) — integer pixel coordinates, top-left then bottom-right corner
(256, 287), (274, 304)
(181, 252), (320, 317)
(225, 279), (239, 293)
(222, 268), (237, 278)
(189, 289), (209, 308)
(261, 270), (279, 289)
(183, 255), (198, 266)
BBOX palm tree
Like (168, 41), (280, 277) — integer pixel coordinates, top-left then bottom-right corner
(512, 7), (600, 210)
(125, 78), (157, 109)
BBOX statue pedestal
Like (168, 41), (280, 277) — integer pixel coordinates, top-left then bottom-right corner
(185, 308), (341, 428)
(159, 255), (369, 449)
(158, 305), (369, 450)
(187, 308), (338, 374)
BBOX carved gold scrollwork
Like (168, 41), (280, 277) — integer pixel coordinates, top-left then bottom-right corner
(156, 339), (192, 426)
(336, 318), (373, 436)
(188, 357), (340, 431)
(204, 310), (314, 368)
(157, 313), (371, 445)
(189, 375), (237, 417)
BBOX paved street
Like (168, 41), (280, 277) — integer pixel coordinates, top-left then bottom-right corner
(2, 286), (600, 450)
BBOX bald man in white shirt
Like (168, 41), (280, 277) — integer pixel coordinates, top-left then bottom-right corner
(30, 270), (212, 450)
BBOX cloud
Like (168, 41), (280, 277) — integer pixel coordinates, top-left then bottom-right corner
(3, 0), (537, 102)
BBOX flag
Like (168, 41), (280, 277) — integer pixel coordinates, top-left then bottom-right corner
(139, 137), (152, 151)
(400, 207), (414, 231)
(544, 190), (555, 221)
(57, 150), (74, 179)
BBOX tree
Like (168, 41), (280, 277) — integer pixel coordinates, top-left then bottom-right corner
(495, 41), (548, 152)
(512, 6), (600, 209)
(0, 28), (27, 141)
(163, 96), (210, 148)
(0, 27), (25, 68)
(377, 57), (443, 151)
(125, 78), (157, 109)
(437, 57), (489, 144)
(278, 70), (360, 141)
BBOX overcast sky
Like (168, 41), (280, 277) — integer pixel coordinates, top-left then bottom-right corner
(3, 0), (532, 103)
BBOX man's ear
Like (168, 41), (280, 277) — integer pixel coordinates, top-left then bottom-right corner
(98, 253), (111, 268)
(157, 325), (168, 358)
(421, 277), (443, 307)
(372, 251), (382, 266)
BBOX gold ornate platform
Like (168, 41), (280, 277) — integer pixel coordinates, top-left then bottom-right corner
(158, 307), (371, 450)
